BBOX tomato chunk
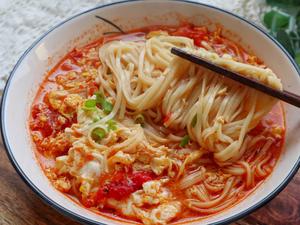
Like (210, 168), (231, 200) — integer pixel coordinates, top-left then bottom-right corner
(30, 103), (72, 137)
(94, 170), (155, 204)
(171, 24), (208, 46)
(87, 81), (99, 97)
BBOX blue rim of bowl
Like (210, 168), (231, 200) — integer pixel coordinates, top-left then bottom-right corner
(1, 0), (300, 224)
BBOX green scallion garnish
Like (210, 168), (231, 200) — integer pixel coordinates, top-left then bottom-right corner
(95, 92), (104, 104)
(91, 127), (107, 142)
(83, 99), (97, 111)
(106, 119), (117, 131)
(180, 135), (190, 147)
(102, 100), (113, 114)
(94, 92), (113, 114)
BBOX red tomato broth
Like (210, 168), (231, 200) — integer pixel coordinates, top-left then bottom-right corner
(29, 24), (286, 224)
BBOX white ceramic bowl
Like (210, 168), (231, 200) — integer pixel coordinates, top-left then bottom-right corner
(1, 1), (300, 224)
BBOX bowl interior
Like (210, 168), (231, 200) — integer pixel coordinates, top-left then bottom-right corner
(2, 1), (300, 224)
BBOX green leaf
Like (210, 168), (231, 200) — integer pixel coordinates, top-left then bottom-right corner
(290, 31), (299, 39)
(296, 10), (300, 27)
(276, 29), (295, 57)
(191, 114), (197, 127)
(290, 31), (300, 49)
(264, 1), (300, 68)
(83, 99), (97, 111)
(179, 135), (190, 147)
(263, 10), (290, 32)
(106, 119), (117, 131)
(295, 52), (300, 66)
(267, 0), (300, 7)
(91, 127), (107, 142)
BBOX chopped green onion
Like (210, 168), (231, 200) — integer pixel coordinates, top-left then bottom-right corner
(106, 119), (117, 131)
(83, 99), (97, 111)
(191, 114), (197, 127)
(102, 100), (113, 114)
(135, 114), (145, 126)
(93, 117), (100, 123)
(180, 135), (190, 147)
(94, 92), (104, 104)
(94, 91), (113, 114)
(91, 127), (107, 142)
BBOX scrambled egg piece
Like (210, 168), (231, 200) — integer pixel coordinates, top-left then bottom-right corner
(135, 201), (181, 225)
(39, 132), (71, 156)
(150, 156), (170, 175)
(132, 179), (171, 206)
(55, 144), (106, 196)
(79, 159), (103, 180)
(107, 179), (181, 225)
(53, 176), (71, 192)
(108, 151), (135, 167)
(44, 168), (71, 193)
(48, 90), (82, 118)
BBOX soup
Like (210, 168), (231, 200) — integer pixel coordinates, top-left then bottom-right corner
(29, 24), (285, 224)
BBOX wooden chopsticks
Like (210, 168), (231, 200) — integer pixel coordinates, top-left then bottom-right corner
(171, 47), (300, 108)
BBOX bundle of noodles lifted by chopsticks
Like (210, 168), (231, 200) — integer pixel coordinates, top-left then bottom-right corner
(96, 31), (282, 165)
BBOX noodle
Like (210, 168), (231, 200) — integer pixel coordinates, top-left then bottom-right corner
(96, 32), (281, 164)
